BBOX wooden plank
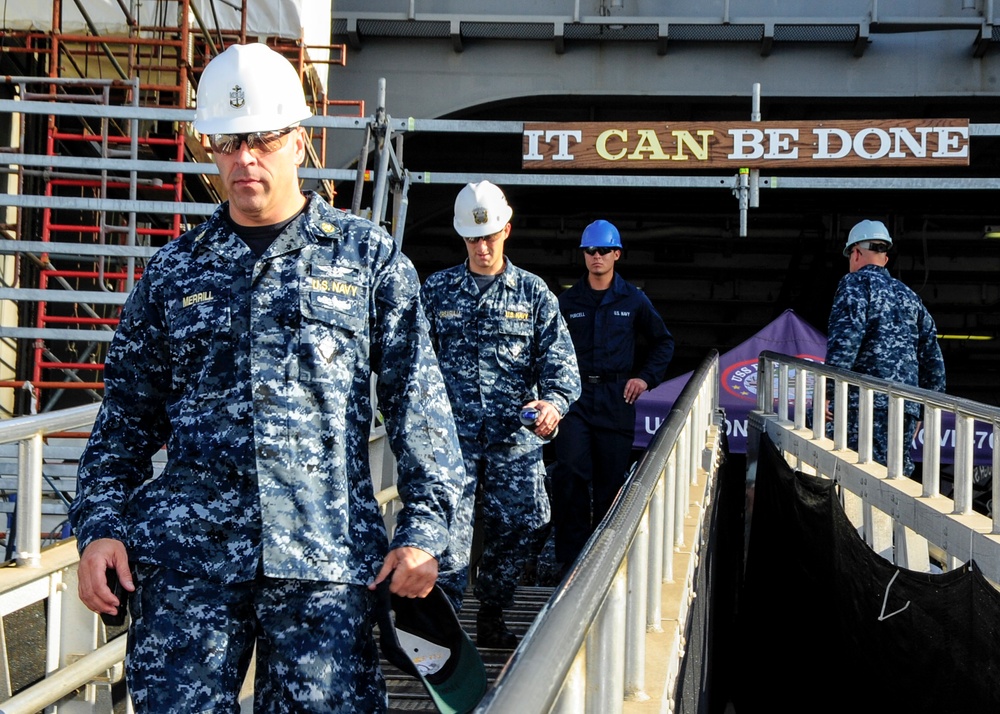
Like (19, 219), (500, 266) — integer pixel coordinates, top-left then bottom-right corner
(523, 119), (970, 169)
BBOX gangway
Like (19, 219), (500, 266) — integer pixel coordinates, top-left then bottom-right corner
(3, 346), (1000, 711)
(0, 349), (723, 713)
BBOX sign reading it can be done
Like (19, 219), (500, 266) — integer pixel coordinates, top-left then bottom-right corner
(522, 120), (969, 169)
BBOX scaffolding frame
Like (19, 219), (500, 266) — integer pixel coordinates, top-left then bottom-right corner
(0, 0), (360, 414)
(5, 12), (1000, 416)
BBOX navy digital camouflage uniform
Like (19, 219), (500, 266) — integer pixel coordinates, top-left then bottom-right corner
(552, 272), (674, 565)
(421, 258), (581, 611)
(69, 193), (463, 713)
(826, 263), (946, 475)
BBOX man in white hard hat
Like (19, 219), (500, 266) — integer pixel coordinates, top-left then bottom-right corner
(69, 42), (464, 712)
(421, 181), (581, 648)
(826, 219), (946, 475)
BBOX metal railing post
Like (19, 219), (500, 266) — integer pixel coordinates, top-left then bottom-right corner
(675, 426), (689, 548)
(953, 413), (974, 515)
(834, 380), (848, 449)
(887, 393), (905, 478)
(552, 651), (586, 714)
(778, 364), (789, 421)
(15, 433), (43, 567)
(858, 386), (874, 463)
(993, 419), (1000, 535)
(588, 569), (626, 714)
(662, 449), (677, 583)
(646, 477), (665, 629)
(922, 406), (942, 497)
(624, 513), (649, 701)
(794, 364), (807, 431)
(813, 374), (826, 440)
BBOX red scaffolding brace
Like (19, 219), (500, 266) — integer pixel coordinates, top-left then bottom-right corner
(0, 0), (362, 413)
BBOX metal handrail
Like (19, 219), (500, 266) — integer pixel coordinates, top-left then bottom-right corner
(0, 404), (99, 446)
(479, 350), (721, 712)
(0, 637), (125, 714)
(3, 405), (100, 568)
(754, 350), (1000, 579)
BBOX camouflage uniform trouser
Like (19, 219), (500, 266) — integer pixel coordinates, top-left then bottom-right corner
(436, 438), (551, 612)
(126, 564), (385, 713)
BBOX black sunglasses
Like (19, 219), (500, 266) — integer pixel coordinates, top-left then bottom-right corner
(208, 126), (296, 156)
(463, 231), (504, 245)
(583, 247), (615, 256)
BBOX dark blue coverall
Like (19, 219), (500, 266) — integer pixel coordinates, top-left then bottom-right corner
(552, 272), (674, 566)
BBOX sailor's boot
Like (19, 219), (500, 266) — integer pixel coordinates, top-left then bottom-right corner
(476, 604), (519, 648)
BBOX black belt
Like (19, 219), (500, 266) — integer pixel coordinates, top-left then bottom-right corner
(584, 373), (626, 384)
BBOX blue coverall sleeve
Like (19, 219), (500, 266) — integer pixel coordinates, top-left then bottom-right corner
(635, 294), (675, 389)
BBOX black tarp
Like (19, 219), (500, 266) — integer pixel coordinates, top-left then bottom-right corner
(735, 434), (1000, 713)
(676, 434), (744, 714)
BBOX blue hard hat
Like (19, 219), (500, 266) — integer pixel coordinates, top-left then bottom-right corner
(580, 220), (623, 249)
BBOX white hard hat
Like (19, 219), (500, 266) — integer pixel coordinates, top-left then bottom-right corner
(193, 43), (312, 135)
(844, 219), (892, 256)
(453, 181), (513, 238)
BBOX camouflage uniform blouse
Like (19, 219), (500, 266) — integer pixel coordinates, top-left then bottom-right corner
(421, 259), (581, 444)
(70, 193), (462, 586)
(826, 263), (946, 414)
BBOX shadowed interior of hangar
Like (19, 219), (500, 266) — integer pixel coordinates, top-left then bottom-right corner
(332, 95), (1000, 407)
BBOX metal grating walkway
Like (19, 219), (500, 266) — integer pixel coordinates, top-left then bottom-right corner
(384, 586), (555, 712)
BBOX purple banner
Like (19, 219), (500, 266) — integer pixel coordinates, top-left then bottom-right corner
(633, 309), (989, 465)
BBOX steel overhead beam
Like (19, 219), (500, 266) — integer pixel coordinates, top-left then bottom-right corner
(759, 176), (1000, 190)
(0, 328), (115, 341)
(5, 98), (1000, 137)
(0, 289), (128, 305)
(0, 194), (217, 216)
(0, 152), (356, 182)
(3, 174), (1000, 210)
(0, 99), (371, 131)
(405, 172), (1000, 191)
(0, 241), (158, 258)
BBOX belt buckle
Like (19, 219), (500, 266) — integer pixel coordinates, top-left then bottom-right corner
(586, 375), (602, 384)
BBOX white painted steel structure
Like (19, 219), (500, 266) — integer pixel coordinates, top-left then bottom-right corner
(751, 351), (1000, 580)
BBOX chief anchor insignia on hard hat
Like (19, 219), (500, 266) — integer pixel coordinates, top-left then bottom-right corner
(229, 84), (245, 109)
(193, 43), (312, 136)
(473, 207), (489, 225)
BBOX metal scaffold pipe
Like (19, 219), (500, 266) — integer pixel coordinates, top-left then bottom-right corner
(0, 638), (126, 714)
